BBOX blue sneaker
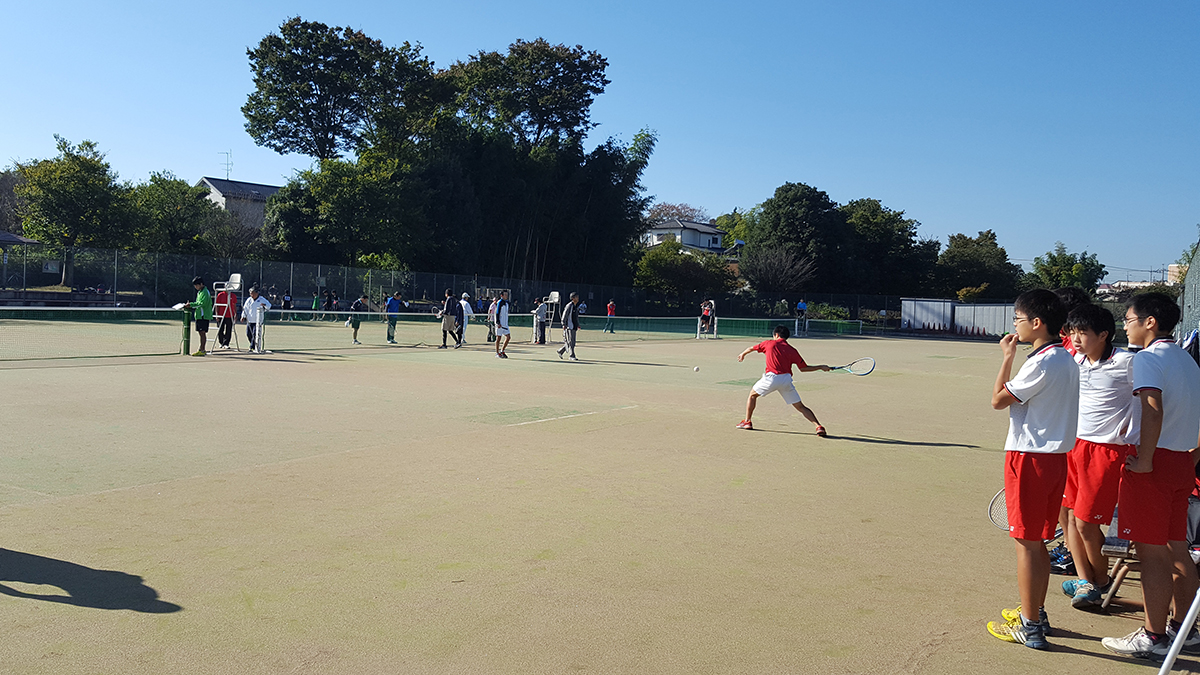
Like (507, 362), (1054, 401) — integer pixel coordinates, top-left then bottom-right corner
(1001, 606), (1052, 636)
(1062, 579), (1086, 597)
(1071, 581), (1103, 608)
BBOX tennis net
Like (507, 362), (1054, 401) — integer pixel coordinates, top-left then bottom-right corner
(0, 307), (188, 361)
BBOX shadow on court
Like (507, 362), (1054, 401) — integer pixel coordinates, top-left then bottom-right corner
(0, 548), (181, 613)
(753, 430), (979, 448)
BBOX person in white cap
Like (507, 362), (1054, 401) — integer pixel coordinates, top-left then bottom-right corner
(458, 292), (475, 344)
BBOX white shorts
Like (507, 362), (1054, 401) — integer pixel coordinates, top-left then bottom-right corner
(752, 372), (801, 405)
(496, 327), (510, 337)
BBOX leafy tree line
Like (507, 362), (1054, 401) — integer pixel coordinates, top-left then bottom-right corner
(643, 180), (1122, 303)
(2, 137), (252, 286)
(244, 18), (654, 286)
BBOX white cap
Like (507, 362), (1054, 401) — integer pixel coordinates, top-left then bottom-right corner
(462, 292), (470, 298)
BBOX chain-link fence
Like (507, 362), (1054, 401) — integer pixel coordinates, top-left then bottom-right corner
(0, 242), (907, 320)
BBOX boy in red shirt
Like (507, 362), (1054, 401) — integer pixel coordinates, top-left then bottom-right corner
(735, 325), (830, 435)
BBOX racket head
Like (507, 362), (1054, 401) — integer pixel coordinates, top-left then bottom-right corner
(988, 488), (1008, 531)
(836, 357), (875, 376)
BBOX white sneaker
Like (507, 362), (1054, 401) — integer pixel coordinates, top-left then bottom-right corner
(353, 340), (361, 345)
(1166, 623), (1200, 654)
(569, 356), (579, 361)
(1102, 627), (1168, 660)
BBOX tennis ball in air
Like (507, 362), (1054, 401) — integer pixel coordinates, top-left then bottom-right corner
(694, 366), (700, 372)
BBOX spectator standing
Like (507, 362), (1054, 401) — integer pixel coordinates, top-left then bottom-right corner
(494, 290), (511, 359)
(349, 294), (369, 345)
(603, 299), (616, 334)
(459, 293), (475, 344)
(385, 292), (404, 344)
(186, 276), (214, 356)
(532, 297), (548, 344)
(487, 295), (499, 343)
(214, 287), (238, 349)
(281, 290), (293, 321)
(557, 292), (581, 361)
(438, 288), (462, 349)
(241, 287), (272, 352)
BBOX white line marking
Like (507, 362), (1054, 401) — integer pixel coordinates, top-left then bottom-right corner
(0, 482), (53, 498)
(506, 405), (638, 427)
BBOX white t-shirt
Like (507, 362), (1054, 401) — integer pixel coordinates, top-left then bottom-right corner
(1132, 338), (1200, 452)
(496, 300), (509, 329)
(460, 299), (474, 319)
(1076, 347), (1140, 445)
(1004, 343), (1079, 454)
(242, 296), (272, 324)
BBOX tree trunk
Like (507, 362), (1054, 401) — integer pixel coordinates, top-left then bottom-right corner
(62, 246), (75, 288)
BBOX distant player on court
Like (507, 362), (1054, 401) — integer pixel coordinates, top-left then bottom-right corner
(494, 290), (511, 359)
(735, 325), (830, 435)
(349, 294), (369, 345)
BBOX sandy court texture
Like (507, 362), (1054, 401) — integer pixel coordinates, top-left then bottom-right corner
(0, 333), (1185, 674)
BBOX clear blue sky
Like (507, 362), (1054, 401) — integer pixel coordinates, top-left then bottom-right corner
(3, 0), (1195, 282)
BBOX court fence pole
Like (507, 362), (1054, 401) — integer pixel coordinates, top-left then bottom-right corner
(113, 249), (118, 306)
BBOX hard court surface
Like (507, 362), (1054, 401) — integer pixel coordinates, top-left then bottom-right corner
(0, 333), (1185, 673)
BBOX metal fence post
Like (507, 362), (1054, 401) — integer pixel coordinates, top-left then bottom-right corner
(113, 249), (119, 305)
(154, 253), (159, 307)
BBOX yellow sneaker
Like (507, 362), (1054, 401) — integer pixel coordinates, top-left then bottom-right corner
(988, 617), (1048, 649)
(192, 350), (206, 357)
(1000, 606), (1051, 633)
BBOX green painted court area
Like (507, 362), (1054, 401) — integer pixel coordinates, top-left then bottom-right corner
(0, 334), (1176, 673)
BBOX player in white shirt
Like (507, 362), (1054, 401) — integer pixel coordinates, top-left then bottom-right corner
(241, 287), (272, 353)
(1059, 304), (1139, 609)
(1103, 293), (1200, 660)
(458, 293), (475, 344)
(987, 290), (1078, 650)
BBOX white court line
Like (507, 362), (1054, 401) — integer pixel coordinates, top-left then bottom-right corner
(507, 405), (639, 427)
(0, 482), (53, 498)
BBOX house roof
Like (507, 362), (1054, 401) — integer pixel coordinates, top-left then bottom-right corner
(198, 177), (282, 203)
(647, 219), (724, 236)
(0, 231), (39, 245)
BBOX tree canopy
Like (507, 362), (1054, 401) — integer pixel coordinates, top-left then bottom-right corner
(935, 230), (1024, 299)
(1023, 242), (1105, 294)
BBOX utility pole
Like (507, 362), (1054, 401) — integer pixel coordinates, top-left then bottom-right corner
(219, 151), (233, 180)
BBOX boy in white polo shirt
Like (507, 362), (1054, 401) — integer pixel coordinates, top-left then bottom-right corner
(1102, 293), (1200, 660)
(987, 289), (1078, 650)
(1059, 303), (1139, 608)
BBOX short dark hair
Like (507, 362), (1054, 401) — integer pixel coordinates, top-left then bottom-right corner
(1014, 289), (1067, 337)
(445, 288), (452, 296)
(1129, 292), (1181, 334)
(1053, 286), (1091, 314)
(570, 292), (579, 300)
(773, 324), (790, 339)
(1065, 304), (1116, 346)
(192, 276), (204, 285)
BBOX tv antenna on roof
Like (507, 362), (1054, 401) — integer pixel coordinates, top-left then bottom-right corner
(219, 150), (233, 180)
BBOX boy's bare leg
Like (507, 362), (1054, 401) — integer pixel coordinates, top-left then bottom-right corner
(790, 401), (822, 429)
(1138, 542), (1174, 634)
(1071, 519), (1110, 586)
(1170, 540), (1200, 623)
(1058, 505), (1071, 547)
(745, 392), (759, 422)
(1015, 538), (1051, 622)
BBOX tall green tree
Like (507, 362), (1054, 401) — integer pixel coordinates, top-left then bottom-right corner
(15, 136), (133, 285)
(634, 236), (736, 305)
(714, 206), (758, 249)
(738, 246), (816, 294)
(1023, 242), (1106, 293)
(935, 230), (1023, 299)
(243, 18), (398, 160)
(129, 172), (225, 253)
(743, 182), (850, 290)
(841, 198), (939, 295)
(0, 170), (22, 235)
(446, 38), (609, 148)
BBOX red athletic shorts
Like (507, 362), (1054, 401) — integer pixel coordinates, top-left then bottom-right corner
(1063, 439), (1135, 525)
(1117, 449), (1194, 545)
(1005, 451), (1068, 541)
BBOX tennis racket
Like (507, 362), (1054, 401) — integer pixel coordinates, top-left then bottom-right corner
(989, 488), (1008, 531)
(832, 357), (875, 376)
